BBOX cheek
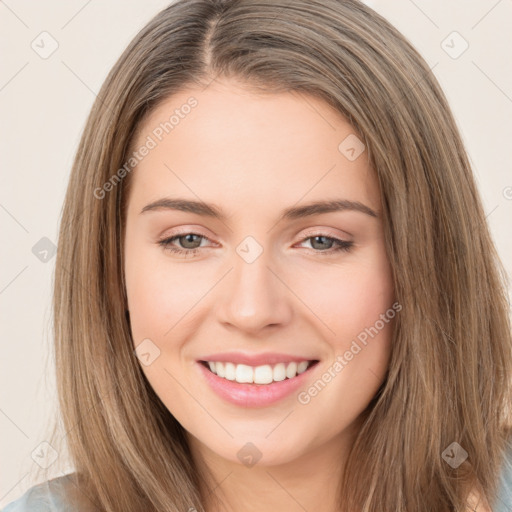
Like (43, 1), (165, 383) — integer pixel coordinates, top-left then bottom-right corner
(299, 248), (395, 401)
(338, 257), (395, 371)
(341, 264), (394, 339)
(124, 247), (197, 413)
(125, 256), (166, 344)
(324, 260), (395, 407)
(296, 250), (394, 343)
(124, 246), (203, 344)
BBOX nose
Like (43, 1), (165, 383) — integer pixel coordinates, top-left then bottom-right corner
(216, 248), (293, 335)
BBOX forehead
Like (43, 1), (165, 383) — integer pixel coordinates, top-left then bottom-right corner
(127, 79), (380, 216)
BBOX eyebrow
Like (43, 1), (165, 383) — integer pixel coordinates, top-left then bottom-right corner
(140, 197), (379, 221)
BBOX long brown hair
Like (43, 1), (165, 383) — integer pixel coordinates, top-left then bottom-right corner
(42, 0), (512, 510)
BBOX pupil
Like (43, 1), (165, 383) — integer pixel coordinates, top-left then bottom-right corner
(182, 234), (200, 249)
(312, 236), (331, 250)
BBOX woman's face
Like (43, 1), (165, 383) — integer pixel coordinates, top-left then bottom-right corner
(124, 78), (396, 468)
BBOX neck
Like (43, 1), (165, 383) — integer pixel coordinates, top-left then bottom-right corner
(187, 421), (362, 512)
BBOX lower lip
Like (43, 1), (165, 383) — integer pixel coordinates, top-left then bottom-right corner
(196, 361), (319, 408)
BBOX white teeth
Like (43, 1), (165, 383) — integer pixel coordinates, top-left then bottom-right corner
(216, 362), (225, 378)
(235, 364), (254, 383)
(297, 361), (309, 374)
(273, 363), (286, 382)
(205, 360), (314, 384)
(224, 362), (236, 381)
(285, 362), (297, 379)
(254, 365), (273, 384)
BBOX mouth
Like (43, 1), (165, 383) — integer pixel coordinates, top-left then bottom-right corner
(199, 359), (320, 385)
(196, 359), (320, 407)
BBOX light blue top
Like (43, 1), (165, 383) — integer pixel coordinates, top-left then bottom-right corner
(2, 447), (512, 511)
(2, 474), (72, 512)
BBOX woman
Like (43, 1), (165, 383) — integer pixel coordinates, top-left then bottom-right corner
(3, 0), (512, 510)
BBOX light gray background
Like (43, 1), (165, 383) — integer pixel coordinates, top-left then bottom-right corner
(1, 0), (511, 506)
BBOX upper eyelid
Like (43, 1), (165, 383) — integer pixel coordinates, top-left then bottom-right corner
(160, 224), (352, 239)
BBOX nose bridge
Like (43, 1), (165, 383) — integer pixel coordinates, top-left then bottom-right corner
(217, 241), (292, 332)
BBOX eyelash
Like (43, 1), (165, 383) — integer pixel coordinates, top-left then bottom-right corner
(157, 232), (354, 257)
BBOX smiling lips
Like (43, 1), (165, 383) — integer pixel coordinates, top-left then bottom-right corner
(198, 351), (318, 384)
(202, 360), (315, 384)
(197, 358), (319, 407)
(196, 351), (320, 406)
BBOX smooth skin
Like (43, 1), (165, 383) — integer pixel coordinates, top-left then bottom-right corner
(123, 78), (396, 512)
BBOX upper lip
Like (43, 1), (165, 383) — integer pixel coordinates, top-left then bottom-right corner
(198, 352), (318, 367)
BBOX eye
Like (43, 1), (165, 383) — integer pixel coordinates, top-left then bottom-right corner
(158, 231), (353, 257)
(296, 234), (354, 255)
(158, 232), (213, 257)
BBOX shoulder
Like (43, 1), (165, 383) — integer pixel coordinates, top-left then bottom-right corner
(1, 474), (80, 512)
(492, 441), (512, 512)
(3, 457), (511, 512)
